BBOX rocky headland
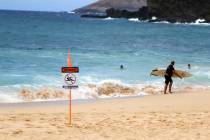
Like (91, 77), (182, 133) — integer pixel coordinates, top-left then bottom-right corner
(75, 0), (210, 23)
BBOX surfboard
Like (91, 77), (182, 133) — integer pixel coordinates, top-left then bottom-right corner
(150, 69), (192, 78)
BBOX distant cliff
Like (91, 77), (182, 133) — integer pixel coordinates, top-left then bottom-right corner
(76, 0), (210, 23)
(74, 0), (147, 14)
(105, 0), (210, 23)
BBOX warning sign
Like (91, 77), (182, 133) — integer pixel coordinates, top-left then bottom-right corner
(61, 67), (79, 89)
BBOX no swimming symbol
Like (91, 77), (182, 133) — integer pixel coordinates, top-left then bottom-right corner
(64, 73), (77, 85)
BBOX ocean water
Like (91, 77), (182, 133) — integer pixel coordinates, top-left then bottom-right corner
(0, 10), (210, 103)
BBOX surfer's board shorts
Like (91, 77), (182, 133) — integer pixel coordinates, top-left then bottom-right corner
(165, 75), (173, 84)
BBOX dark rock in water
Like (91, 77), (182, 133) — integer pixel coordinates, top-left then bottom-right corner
(77, 0), (210, 23)
(81, 14), (108, 18)
(148, 0), (210, 23)
(106, 7), (149, 19)
(105, 0), (210, 23)
(138, 6), (150, 20)
(148, 18), (163, 23)
(148, 18), (177, 23)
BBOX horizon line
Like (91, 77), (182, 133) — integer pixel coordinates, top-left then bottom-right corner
(0, 9), (74, 13)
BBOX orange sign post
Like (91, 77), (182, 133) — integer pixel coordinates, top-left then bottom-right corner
(69, 89), (72, 125)
(67, 48), (72, 67)
(61, 49), (79, 126)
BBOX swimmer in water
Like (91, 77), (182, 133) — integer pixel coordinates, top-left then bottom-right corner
(120, 65), (124, 70)
(188, 64), (191, 69)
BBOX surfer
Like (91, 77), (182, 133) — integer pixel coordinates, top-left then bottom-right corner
(164, 61), (182, 94)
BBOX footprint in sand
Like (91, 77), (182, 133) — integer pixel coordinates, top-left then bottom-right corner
(24, 119), (31, 122)
(12, 129), (23, 135)
(132, 115), (136, 118)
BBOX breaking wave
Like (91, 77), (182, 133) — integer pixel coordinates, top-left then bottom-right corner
(128, 18), (210, 26)
(175, 19), (210, 26)
(103, 17), (114, 20)
(17, 80), (155, 102)
(0, 79), (209, 103)
(128, 18), (140, 22)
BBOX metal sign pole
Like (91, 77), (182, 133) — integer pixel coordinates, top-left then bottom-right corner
(69, 89), (72, 126)
(62, 67), (79, 127)
(61, 49), (80, 127)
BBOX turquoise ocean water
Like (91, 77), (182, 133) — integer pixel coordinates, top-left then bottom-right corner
(0, 10), (210, 102)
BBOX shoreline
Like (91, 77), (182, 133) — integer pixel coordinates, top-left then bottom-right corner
(0, 85), (210, 105)
(1, 89), (210, 111)
(0, 95), (146, 110)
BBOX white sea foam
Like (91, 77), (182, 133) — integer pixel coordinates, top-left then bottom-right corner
(193, 70), (210, 79)
(127, 17), (210, 26)
(0, 79), (160, 103)
(103, 17), (114, 20)
(0, 86), (26, 102)
(153, 20), (210, 26)
(68, 11), (75, 14)
(207, 71), (210, 78)
(152, 16), (157, 20)
(10, 74), (26, 77)
(33, 75), (63, 86)
(0, 75), (210, 103)
(174, 19), (210, 26)
(154, 21), (170, 24)
(0, 94), (21, 103)
(195, 19), (206, 23)
(80, 75), (98, 84)
(128, 18), (139, 22)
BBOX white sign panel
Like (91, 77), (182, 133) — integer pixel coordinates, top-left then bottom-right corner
(61, 67), (79, 89)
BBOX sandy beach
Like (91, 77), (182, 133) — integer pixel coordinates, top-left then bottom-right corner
(1, 5), (210, 140)
(0, 90), (210, 140)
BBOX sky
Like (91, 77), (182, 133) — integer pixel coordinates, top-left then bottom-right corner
(0, 0), (97, 12)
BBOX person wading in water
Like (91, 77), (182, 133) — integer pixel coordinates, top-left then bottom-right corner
(164, 61), (182, 94)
